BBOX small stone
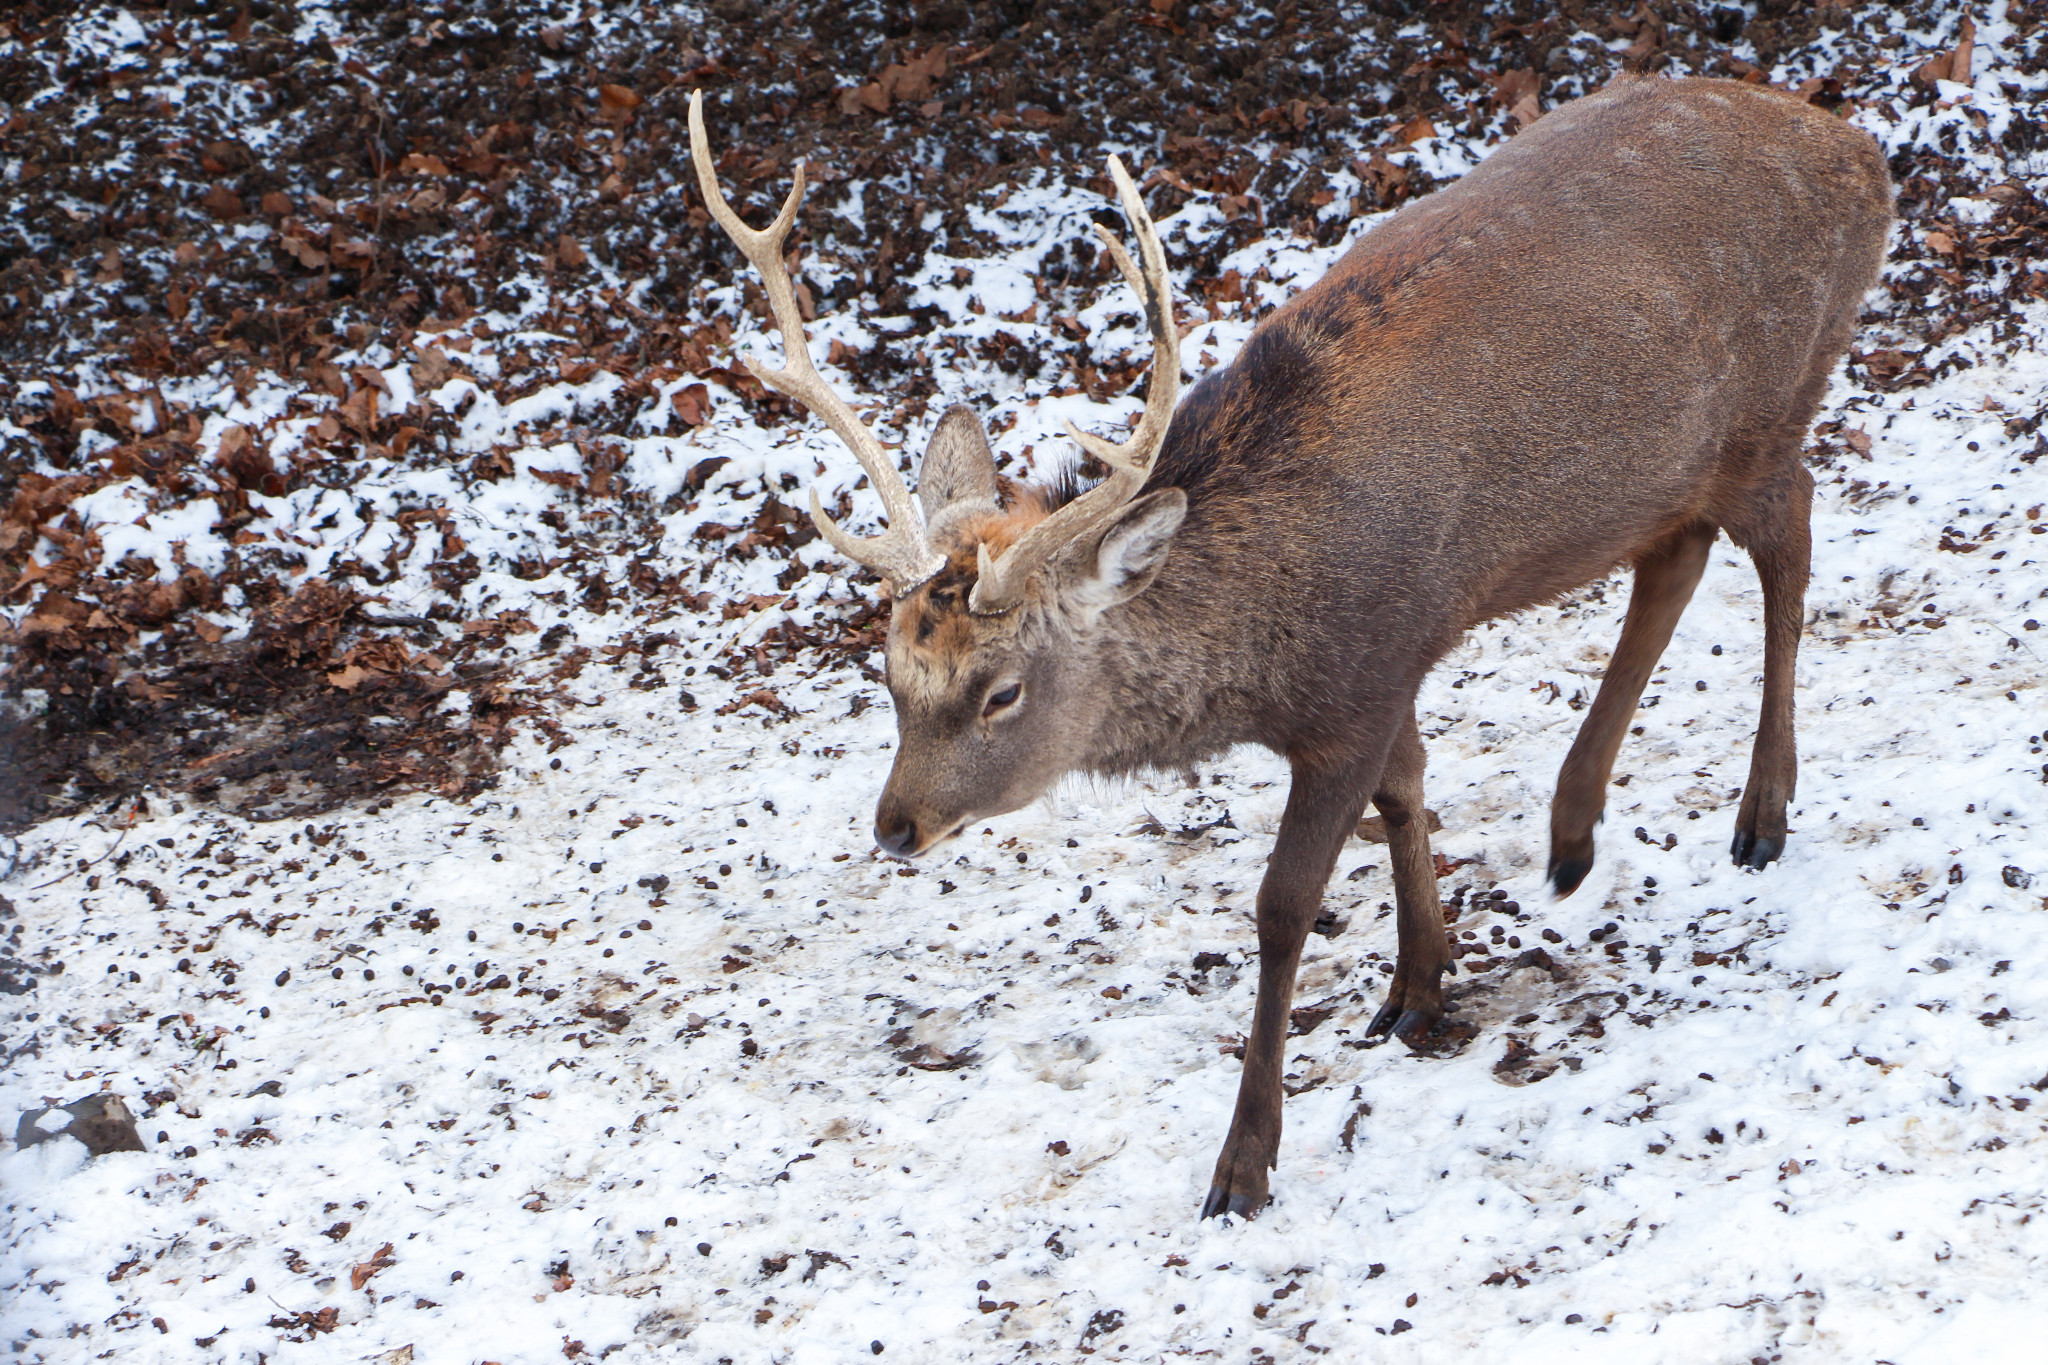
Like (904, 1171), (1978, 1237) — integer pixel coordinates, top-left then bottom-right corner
(14, 1094), (145, 1156)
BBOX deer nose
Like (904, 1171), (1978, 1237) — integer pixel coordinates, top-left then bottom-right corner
(874, 812), (921, 859)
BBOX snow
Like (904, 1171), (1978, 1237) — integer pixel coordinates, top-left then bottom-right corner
(6, 5), (2048, 1363)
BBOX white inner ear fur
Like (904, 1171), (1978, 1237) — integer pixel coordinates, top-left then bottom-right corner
(1063, 488), (1187, 620)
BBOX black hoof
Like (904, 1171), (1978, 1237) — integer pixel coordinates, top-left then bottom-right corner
(1200, 1185), (1266, 1220)
(1366, 999), (1402, 1038)
(1393, 1009), (1438, 1048)
(1730, 830), (1784, 870)
(1549, 855), (1594, 899)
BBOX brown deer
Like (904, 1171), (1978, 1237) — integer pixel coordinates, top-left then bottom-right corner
(688, 76), (1891, 1218)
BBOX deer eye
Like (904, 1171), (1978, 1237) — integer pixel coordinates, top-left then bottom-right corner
(983, 683), (1022, 717)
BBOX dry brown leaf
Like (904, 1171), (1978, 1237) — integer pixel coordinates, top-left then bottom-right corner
(399, 152), (450, 176)
(671, 383), (712, 427)
(327, 663), (370, 690)
(350, 1244), (397, 1291)
(1914, 13), (1975, 88)
(410, 347), (456, 392)
(1395, 116), (1437, 146)
(201, 183), (243, 219)
(338, 385), (378, 435)
(556, 234), (588, 269)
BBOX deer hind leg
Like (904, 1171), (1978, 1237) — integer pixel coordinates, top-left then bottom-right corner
(1548, 524), (1716, 897)
(1363, 708), (1452, 1047)
(1726, 463), (1813, 869)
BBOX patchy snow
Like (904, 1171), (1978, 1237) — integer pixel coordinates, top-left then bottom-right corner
(6, 3), (2048, 1363)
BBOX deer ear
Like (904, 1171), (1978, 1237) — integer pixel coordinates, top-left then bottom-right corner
(917, 405), (998, 521)
(1064, 487), (1187, 619)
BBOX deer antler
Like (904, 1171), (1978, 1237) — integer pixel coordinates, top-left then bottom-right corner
(968, 156), (1180, 615)
(688, 92), (944, 593)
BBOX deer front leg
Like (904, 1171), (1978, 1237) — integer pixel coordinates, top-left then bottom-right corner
(1202, 750), (1381, 1220)
(1364, 709), (1452, 1047)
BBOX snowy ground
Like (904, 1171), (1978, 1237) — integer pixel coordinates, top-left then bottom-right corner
(8, 5), (2048, 1364)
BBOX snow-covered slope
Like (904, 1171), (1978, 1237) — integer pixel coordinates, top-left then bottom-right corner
(5, 4), (2048, 1362)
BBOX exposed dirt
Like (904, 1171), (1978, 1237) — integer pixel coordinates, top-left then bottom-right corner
(4, 0), (2044, 833)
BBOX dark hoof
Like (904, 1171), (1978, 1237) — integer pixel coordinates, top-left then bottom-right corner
(1548, 854), (1594, 899)
(1730, 830), (1784, 870)
(1393, 1009), (1441, 1049)
(1367, 999), (1448, 1049)
(1200, 1185), (1268, 1220)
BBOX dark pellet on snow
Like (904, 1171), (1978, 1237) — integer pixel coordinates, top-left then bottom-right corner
(698, 1242), (712, 1256)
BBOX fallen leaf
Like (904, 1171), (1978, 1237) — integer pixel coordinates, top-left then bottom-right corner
(327, 663), (370, 691)
(201, 184), (244, 219)
(598, 83), (642, 123)
(281, 234), (329, 269)
(556, 234), (587, 269)
(1395, 116), (1436, 146)
(1489, 67), (1539, 111)
(350, 1244), (397, 1291)
(410, 347), (456, 392)
(670, 382), (711, 427)
(1914, 13), (1975, 88)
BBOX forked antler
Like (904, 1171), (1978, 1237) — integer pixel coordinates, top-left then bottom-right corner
(967, 157), (1181, 615)
(688, 92), (945, 592)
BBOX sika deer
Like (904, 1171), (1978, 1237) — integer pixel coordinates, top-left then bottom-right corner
(689, 76), (1891, 1218)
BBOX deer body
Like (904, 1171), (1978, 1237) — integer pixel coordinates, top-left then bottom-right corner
(691, 75), (1891, 1219)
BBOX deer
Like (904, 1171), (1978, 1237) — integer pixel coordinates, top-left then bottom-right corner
(687, 75), (1892, 1219)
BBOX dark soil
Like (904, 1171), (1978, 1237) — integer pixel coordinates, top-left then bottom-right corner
(3, 0), (2043, 831)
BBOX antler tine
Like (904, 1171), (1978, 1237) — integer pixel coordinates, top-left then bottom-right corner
(969, 155), (1181, 615)
(688, 92), (943, 592)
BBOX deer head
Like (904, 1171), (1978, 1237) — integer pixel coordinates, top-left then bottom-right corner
(691, 94), (1186, 856)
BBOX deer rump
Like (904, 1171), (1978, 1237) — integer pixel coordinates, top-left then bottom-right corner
(1149, 74), (1888, 651)
(693, 74), (1893, 1221)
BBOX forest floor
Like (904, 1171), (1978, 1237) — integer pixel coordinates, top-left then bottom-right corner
(4, 1), (2048, 1361)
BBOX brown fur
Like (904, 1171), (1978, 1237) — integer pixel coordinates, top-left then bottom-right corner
(861, 76), (1892, 1219)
